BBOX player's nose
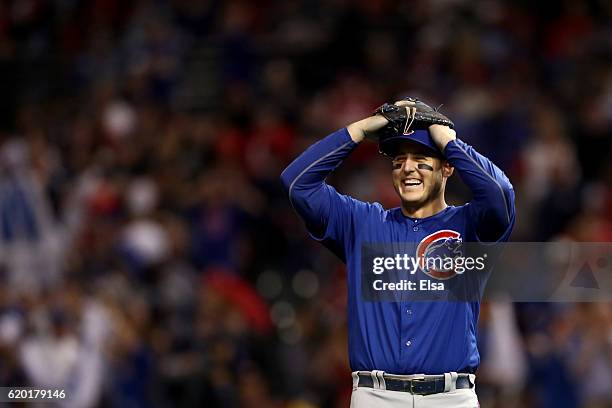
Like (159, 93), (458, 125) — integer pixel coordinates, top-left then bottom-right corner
(400, 157), (418, 173)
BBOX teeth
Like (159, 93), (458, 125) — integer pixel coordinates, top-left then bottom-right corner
(403, 179), (422, 186)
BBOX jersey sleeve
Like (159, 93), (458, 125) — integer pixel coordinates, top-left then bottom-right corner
(444, 138), (516, 242)
(280, 128), (369, 261)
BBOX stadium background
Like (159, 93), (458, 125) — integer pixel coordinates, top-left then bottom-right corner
(0, 0), (610, 407)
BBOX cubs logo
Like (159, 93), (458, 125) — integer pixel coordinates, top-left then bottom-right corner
(416, 230), (462, 280)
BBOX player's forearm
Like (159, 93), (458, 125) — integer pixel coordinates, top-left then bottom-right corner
(346, 120), (367, 143)
(347, 115), (389, 143)
(444, 138), (515, 228)
(280, 128), (357, 201)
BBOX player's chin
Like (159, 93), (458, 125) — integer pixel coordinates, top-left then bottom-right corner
(398, 188), (426, 204)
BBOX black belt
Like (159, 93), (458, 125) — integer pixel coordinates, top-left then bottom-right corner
(356, 372), (474, 396)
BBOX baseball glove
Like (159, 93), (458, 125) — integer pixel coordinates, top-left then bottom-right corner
(373, 97), (454, 139)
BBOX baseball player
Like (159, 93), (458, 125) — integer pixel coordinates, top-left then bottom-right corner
(281, 98), (515, 407)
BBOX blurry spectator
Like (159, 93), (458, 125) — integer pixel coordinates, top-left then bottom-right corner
(19, 282), (112, 407)
(477, 301), (528, 407)
(519, 105), (582, 240)
(0, 138), (65, 293)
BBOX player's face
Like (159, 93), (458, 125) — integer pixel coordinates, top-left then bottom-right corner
(390, 143), (452, 208)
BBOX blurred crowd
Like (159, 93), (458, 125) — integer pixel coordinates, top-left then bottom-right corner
(0, 0), (610, 407)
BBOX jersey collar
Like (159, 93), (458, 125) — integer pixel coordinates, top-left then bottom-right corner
(393, 205), (454, 223)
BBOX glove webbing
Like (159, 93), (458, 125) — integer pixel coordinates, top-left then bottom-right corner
(403, 106), (416, 135)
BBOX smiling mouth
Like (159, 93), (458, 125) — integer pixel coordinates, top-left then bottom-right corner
(402, 179), (423, 187)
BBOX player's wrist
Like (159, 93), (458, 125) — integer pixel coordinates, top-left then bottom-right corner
(429, 124), (456, 151)
(347, 121), (367, 143)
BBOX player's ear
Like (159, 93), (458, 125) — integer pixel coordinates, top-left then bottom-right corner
(441, 161), (454, 178)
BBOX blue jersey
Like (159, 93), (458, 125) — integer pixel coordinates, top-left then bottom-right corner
(281, 128), (515, 374)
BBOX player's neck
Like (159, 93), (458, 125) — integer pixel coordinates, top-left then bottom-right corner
(401, 196), (448, 219)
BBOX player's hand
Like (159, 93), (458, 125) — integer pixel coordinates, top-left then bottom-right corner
(347, 115), (389, 143)
(396, 98), (455, 150)
(386, 98), (457, 150)
(428, 124), (457, 151)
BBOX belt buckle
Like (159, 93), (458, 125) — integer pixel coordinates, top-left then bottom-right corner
(408, 377), (430, 395)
